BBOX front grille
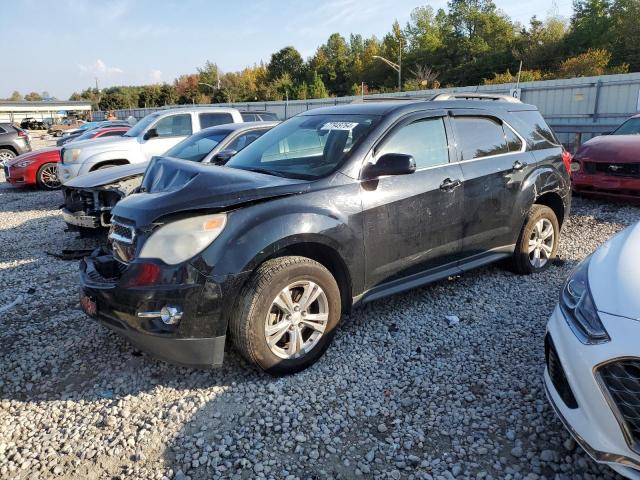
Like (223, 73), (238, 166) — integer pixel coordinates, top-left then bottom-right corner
(108, 217), (136, 264)
(545, 334), (578, 409)
(63, 187), (94, 213)
(583, 161), (640, 178)
(598, 359), (640, 452)
(109, 219), (135, 244)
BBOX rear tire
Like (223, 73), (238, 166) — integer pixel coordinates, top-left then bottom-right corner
(229, 256), (342, 376)
(0, 149), (16, 164)
(36, 162), (61, 190)
(510, 204), (559, 274)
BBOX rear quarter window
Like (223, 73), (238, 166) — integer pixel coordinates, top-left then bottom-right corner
(200, 113), (234, 129)
(512, 110), (560, 150)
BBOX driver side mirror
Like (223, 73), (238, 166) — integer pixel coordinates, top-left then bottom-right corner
(361, 153), (416, 180)
(143, 128), (158, 140)
(212, 149), (237, 165)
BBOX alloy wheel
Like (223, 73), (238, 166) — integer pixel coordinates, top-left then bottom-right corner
(264, 280), (329, 360)
(528, 218), (554, 268)
(0, 151), (15, 163)
(39, 164), (61, 189)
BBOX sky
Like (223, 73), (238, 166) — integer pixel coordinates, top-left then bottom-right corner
(1, 0), (574, 100)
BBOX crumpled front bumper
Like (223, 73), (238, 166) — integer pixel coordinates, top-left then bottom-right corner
(79, 248), (229, 368)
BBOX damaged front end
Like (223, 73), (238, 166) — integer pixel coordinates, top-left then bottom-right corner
(61, 175), (142, 230)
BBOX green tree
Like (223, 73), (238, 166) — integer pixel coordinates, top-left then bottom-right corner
(609, 0), (640, 71)
(312, 33), (352, 96)
(557, 48), (628, 77)
(267, 47), (305, 83)
(24, 92), (43, 101)
(307, 71), (329, 98)
(9, 91), (22, 101)
(565, 0), (613, 54)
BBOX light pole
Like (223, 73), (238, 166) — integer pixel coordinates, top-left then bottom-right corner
(373, 40), (402, 92)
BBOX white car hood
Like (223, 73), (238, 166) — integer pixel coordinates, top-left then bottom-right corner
(67, 135), (138, 154)
(589, 221), (640, 321)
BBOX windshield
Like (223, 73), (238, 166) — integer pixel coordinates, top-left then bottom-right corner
(612, 117), (640, 135)
(124, 112), (162, 137)
(225, 114), (379, 179)
(75, 129), (100, 141)
(164, 130), (229, 162)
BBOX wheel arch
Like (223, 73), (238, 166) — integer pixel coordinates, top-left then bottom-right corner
(534, 191), (566, 227)
(0, 145), (17, 155)
(90, 159), (129, 171)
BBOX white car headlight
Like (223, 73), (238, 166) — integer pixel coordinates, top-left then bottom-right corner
(63, 148), (82, 163)
(16, 160), (35, 168)
(139, 213), (227, 265)
(559, 255), (609, 344)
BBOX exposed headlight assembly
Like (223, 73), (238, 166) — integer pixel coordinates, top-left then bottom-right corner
(560, 255), (609, 344)
(139, 213), (227, 265)
(63, 148), (82, 163)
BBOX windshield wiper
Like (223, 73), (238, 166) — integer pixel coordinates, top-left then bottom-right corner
(241, 167), (289, 178)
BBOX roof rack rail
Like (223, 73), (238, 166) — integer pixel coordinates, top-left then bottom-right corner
(431, 92), (521, 103)
(353, 95), (437, 103)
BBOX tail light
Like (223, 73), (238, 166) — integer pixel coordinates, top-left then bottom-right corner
(562, 150), (572, 177)
(16, 129), (27, 138)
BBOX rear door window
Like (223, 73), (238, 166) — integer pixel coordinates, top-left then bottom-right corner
(154, 114), (193, 137)
(200, 113), (234, 129)
(454, 117), (509, 160)
(378, 117), (449, 169)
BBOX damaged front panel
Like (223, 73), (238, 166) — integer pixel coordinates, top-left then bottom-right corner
(61, 175), (144, 229)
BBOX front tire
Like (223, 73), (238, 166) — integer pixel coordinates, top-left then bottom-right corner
(36, 162), (61, 190)
(230, 256), (342, 375)
(511, 204), (559, 274)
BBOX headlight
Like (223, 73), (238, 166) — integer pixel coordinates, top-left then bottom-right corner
(139, 213), (227, 265)
(16, 160), (34, 168)
(559, 255), (609, 344)
(63, 148), (82, 163)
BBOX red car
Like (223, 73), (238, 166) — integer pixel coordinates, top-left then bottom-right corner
(4, 127), (129, 190)
(571, 114), (640, 202)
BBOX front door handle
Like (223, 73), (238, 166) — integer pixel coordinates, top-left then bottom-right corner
(440, 178), (462, 191)
(512, 160), (528, 171)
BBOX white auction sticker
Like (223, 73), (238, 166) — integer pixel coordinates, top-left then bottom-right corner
(320, 122), (358, 131)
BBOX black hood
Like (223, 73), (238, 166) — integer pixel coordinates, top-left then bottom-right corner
(112, 156), (310, 225)
(64, 162), (149, 188)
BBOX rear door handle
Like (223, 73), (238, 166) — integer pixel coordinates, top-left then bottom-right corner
(512, 160), (528, 171)
(440, 178), (461, 191)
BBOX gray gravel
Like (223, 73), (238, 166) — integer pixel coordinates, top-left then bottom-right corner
(0, 177), (638, 480)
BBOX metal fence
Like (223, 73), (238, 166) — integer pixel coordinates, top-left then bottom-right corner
(94, 72), (640, 151)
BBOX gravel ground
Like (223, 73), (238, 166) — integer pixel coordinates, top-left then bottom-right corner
(0, 177), (638, 480)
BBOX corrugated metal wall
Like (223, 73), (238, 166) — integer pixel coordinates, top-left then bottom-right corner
(94, 72), (640, 150)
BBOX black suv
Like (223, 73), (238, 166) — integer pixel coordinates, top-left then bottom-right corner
(79, 94), (571, 375)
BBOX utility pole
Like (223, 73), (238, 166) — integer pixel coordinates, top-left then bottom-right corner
(398, 38), (402, 92)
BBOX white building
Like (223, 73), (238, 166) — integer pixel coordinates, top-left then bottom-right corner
(0, 100), (93, 124)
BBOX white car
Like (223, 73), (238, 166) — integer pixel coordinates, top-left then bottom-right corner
(545, 221), (640, 479)
(57, 107), (244, 184)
